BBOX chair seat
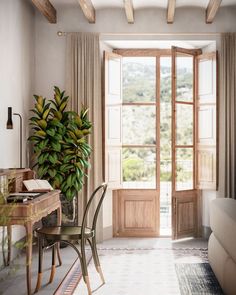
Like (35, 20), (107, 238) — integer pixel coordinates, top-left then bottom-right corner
(35, 226), (95, 241)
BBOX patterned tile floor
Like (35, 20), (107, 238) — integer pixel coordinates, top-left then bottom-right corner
(74, 238), (208, 295)
(0, 238), (208, 295)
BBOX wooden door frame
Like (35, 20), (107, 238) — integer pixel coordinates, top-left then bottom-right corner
(111, 48), (202, 238)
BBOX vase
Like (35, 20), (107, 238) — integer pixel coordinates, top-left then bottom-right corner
(42, 195), (77, 226)
(41, 195), (77, 248)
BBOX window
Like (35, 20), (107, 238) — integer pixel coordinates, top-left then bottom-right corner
(105, 48), (217, 238)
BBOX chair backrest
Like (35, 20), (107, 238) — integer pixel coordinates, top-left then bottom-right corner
(81, 183), (108, 238)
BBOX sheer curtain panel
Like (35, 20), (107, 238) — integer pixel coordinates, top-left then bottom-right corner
(66, 32), (104, 239)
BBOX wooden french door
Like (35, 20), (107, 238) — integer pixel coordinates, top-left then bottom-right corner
(105, 52), (160, 237)
(171, 47), (199, 239)
(171, 47), (218, 239)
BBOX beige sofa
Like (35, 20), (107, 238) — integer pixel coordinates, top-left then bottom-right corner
(208, 198), (236, 295)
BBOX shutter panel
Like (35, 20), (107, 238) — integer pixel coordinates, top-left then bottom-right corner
(104, 51), (122, 188)
(196, 52), (218, 190)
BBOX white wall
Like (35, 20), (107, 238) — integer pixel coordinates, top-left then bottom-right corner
(34, 5), (236, 237)
(0, 0), (35, 254)
(0, 0), (35, 169)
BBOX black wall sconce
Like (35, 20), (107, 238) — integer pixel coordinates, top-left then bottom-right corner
(6, 107), (23, 169)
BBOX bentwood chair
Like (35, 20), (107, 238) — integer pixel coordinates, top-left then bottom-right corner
(34, 183), (108, 295)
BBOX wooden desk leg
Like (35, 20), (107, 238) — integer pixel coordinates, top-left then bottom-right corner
(25, 222), (33, 295)
(56, 206), (62, 266)
(7, 225), (12, 266)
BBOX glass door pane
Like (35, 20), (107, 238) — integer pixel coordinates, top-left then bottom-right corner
(176, 55), (194, 102)
(122, 106), (156, 145)
(176, 148), (194, 190)
(122, 147), (156, 189)
(123, 57), (156, 102)
(176, 104), (193, 145)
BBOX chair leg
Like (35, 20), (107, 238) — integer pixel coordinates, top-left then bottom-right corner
(56, 242), (62, 266)
(84, 275), (92, 295)
(48, 244), (56, 284)
(35, 238), (43, 293)
(7, 225), (12, 266)
(88, 238), (105, 284)
(81, 239), (92, 295)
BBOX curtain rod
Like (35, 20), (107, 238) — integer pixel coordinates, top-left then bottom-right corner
(57, 31), (221, 37)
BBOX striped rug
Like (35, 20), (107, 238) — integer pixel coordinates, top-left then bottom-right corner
(175, 263), (224, 295)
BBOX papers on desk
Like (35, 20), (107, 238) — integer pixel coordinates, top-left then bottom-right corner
(9, 192), (41, 196)
(7, 192), (42, 203)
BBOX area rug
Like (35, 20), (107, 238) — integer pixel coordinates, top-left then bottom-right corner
(175, 263), (224, 295)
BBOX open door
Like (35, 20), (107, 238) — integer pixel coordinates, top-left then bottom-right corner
(196, 52), (218, 190)
(104, 51), (122, 188)
(171, 47), (200, 239)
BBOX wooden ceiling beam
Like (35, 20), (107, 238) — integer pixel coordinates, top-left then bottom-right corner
(206, 0), (222, 23)
(124, 0), (134, 24)
(167, 0), (176, 24)
(31, 0), (56, 23)
(77, 0), (96, 23)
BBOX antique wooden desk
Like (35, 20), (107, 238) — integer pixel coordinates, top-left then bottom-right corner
(0, 169), (61, 295)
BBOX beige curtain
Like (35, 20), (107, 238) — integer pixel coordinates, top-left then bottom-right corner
(221, 33), (236, 199)
(66, 32), (103, 238)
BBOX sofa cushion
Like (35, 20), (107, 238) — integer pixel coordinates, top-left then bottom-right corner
(209, 232), (236, 295)
(210, 198), (236, 263)
(208, 233), (228, 289)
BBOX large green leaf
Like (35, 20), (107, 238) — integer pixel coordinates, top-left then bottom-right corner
(48, 169), (57, 178)
(46, 128), (56, 137)
(51, 142), (61, 152)
(38, 153), (49, 165)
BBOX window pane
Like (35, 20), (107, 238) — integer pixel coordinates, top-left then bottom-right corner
(160, 57), (172, 104)
(176, 104), (193, 145)
(122, 106), (156, 145)
(123, 57), (156, 102)
(176, 148), (193, 190)
(122, 148), (156, 189)
(176, 56), (193, 102)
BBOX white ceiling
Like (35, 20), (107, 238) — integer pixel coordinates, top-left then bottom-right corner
(103, 40), (216, 49)
(52, 0), (236, 9)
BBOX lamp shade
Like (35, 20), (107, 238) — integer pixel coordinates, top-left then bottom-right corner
(6, 107), (13, 129)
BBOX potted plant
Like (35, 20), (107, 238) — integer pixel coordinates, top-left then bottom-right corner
(28, 86), (92, 224)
